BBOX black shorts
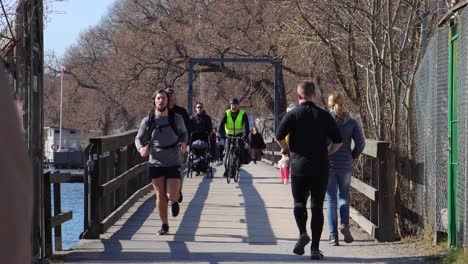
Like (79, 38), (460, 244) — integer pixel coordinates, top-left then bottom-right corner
(148, 166), (181, 180)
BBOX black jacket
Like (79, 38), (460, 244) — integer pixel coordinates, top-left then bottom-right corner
(172, 105), (191, 136)
(276, 101), (342, 176)
(190, 111), (213, 134)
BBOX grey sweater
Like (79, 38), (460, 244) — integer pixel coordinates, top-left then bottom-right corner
(135, 113), (188, 167)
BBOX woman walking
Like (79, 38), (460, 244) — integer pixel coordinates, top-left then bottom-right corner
(326, 91), (365, 246)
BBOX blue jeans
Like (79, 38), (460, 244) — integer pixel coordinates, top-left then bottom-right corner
(326, 169), (352, 236)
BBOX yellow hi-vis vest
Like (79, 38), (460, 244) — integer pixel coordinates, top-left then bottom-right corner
(225, 109), (245, 135)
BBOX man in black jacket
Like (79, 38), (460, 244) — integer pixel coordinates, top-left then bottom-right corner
(190, 102), (213, 175)
(166, 88), (191, 136)
(190, 102), (213, 134)
(166, 88), (191, 202)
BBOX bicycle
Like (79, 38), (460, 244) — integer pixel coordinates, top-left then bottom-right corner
(224, 134), (243, 183)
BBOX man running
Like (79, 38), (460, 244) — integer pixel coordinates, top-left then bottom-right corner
(135, 89), (188, 235)
(276, 81), (343, 260)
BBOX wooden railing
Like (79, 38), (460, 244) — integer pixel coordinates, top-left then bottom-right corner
(262, 139), (395, 242)
(43, 171), (74, 257)
(81, 130), (151, 239)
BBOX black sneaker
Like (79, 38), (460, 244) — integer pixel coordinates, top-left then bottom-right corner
(178, 191), (183, 203)
(340, 225), (354, 243)
(329, 235), (339, 246)
(157, 224), (169, 235)
(293, 233), (310, 255)
(310, 249), (324, 260)
(171, 202), (180, 217)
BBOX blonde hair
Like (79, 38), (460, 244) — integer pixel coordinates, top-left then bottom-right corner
(328, 91), (347, 121)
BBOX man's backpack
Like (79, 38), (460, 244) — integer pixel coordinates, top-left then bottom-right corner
(147, 109), (180, 148)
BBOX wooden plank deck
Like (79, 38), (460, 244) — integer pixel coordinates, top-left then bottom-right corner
(63, 162), (435, 264)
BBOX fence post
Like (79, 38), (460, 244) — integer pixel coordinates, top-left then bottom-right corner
(370, 158), (379, 239)
(43, 172), (53, 257)
(53, 183), (62, 251)
(377, 142), (395, 242)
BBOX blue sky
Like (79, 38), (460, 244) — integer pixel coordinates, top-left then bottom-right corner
(44, 0), (116, 58)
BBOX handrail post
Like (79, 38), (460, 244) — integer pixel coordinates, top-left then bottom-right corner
(83, 140), (101, 239)
(377, 142), (395, 242)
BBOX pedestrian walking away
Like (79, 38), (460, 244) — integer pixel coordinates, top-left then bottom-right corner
(326, 91), (365, 246)
(209, 128), (218, 162)
(250, 127), (266, 164)
(166, 88), (191, 202)
(135, 89), (188, 235)
(275, 80), (343, 260)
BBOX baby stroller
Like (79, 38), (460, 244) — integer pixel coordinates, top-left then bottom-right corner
(187, 131), (213, 178)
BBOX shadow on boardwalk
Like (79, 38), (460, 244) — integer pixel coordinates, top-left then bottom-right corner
(64, 163), (437, 264)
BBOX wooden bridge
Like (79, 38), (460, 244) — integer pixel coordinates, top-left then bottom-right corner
(41, 131), (437, 263)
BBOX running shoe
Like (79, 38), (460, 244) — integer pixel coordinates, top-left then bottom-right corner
(178, 191), (183, 203)
(157, 224), (169, 235)
(171, 202), (180, 217)
(310, 249), (324, 260)
(293, 233), (310, 255)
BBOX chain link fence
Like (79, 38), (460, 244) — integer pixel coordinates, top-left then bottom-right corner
(457, 8), (468, 247)
(414, 25), (449, 236)
(415, 9), (468, 246)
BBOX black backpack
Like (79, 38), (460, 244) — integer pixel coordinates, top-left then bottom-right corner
(147, 109), (180, 149)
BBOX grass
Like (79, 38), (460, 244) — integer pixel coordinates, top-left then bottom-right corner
(442, 247), (467, 264)
(400, 225), (448, 260)
(400, 225), (468, 264)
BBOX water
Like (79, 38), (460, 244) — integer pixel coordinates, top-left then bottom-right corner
(51, 183), (84, 250)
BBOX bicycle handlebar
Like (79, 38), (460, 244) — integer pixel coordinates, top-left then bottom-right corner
(225, 134), (245, 140)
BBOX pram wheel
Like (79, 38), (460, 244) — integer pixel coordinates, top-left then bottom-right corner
(186, 159), (193, 178)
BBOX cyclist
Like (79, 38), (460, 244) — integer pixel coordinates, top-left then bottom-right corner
(218, 97), (250, 177)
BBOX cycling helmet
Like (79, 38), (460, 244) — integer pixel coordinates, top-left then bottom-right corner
(229, 97), (240, 104)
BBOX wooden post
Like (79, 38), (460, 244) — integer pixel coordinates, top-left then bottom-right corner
(369, 158), (379, 238)
(377, 142), (395, 242)
(53, 183), (62, 251)
(43, 172), (52, 257)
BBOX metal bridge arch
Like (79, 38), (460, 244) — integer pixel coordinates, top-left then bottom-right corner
(188, 58), (281, 131)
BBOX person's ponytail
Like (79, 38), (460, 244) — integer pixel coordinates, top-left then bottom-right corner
(329, 91), (347, 121)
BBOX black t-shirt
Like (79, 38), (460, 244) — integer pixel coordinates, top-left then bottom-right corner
(275, 101), (342, 176)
